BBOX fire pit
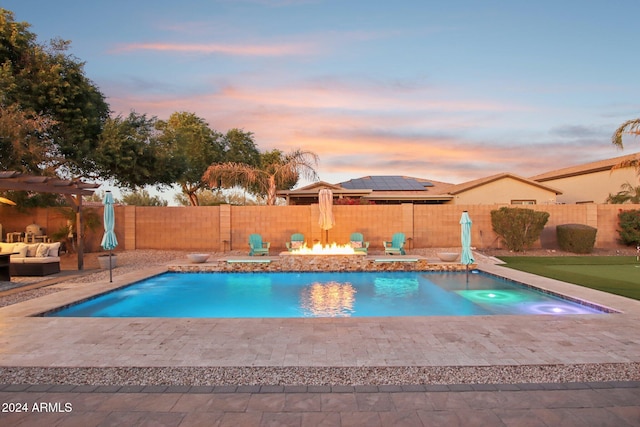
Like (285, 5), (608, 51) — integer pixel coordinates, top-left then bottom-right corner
(286, 242), (361, 256)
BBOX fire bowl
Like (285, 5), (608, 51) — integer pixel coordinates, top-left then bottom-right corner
(436, 252), (459, 262)
(187, 253), (210, 263)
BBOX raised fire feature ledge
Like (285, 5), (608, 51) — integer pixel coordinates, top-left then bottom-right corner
(168, 255), (475, 273)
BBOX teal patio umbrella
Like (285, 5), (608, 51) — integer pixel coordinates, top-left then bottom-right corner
(100, 191), (118, 282)
(460, 210), (474, 281)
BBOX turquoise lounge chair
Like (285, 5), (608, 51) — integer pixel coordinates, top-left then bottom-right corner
(249, 234), (270, 256)
(383, 232), (406, 255)
(349, 232), (369, 254)
(285, 233), (305, 251)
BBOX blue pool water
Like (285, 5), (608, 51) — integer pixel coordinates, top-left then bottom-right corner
(44, 271), (608, 318)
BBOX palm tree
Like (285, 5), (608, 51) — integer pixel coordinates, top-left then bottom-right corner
(612, 118), (640, 148)
(202, 149), (319, 205)
(606, 182), (640, 204)
(611, 119), (640, 172)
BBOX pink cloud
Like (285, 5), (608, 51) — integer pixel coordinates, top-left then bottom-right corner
(110, 41), (315, 56)
(217, 82), (520, 113)
(105, 78), (615, 186)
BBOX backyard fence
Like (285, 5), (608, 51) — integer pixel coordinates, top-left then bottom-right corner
(1, 203), (637, 253)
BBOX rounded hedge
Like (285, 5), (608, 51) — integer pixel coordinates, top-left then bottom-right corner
(556, 223), (597, 254)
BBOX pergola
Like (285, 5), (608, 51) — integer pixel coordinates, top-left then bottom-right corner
(0, 171), (100, 270)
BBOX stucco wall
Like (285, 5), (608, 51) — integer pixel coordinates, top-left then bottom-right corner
(541, 168), (638, 204)
(453, 177), (558, 205)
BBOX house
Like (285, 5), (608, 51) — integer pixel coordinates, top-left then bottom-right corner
(442, 173), (562, 205)
(277, 177), (454, 205)
(530, 152), (640, 204)
(278, 152), (638, 205)
(278, 174), (558, 205)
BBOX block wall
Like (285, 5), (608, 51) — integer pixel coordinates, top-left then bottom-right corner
(3, 203), (640, 252)
(133, 206), (220, 250)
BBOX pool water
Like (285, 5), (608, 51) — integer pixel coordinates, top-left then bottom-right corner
(45, 271), (607, 318)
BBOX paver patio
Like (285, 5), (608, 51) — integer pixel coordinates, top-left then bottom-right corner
(0, 254), (639, 425)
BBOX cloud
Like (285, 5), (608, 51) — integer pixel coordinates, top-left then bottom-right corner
(105, 75), (622, 186)
(215, 78), (521, 114)
(110, 41), (316, 57)
(550, 125), (609, 139)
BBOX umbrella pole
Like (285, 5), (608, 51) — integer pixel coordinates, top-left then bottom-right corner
(109, 251), (113, 283)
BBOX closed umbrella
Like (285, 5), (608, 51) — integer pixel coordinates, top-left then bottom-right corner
(101, 191), (118, 282)
(460, 211), (474, 281)
(318, 188), (334, 245)
(0, 196), (16, 205)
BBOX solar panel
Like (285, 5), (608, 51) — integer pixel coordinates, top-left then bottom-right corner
(340, 176), (432, 191)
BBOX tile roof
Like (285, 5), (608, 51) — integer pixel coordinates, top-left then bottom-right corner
(443, 173), (563, 195)
(530, 152), (640, 182)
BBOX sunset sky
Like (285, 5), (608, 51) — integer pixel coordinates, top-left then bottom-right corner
(5, 1), (640, 200)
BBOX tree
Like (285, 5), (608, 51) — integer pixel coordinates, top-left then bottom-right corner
(611, 119), (640, 173)
(606, 182), (640, 204)
(120, 189), (168, 206)
(222, 128), (261, 166)
(173, 188), (259, 206)
(95, 112), (180, 188)
(0, 9), (109, 176)
(612, 119), (640, 148)
(1, 189), (65, 212)
(157, 112), (224, 206)
(202, 149), (319, 205)
(0, 105), (57, 173)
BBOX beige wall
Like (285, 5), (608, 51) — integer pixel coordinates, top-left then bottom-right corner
(2, 203), (639, 253)
(541, 168), (638, 204)
(453, 177), (558, 205)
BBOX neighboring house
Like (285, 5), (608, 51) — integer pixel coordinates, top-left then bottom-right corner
(338, 176), (455, 204)
(530, 152), (640, 204)
(278, 176), (454, 205)
(277, 181), (365, 205)
(442, 173), (561, 205)
(278, 153), (638, 205)
(278, 175), (557, 205)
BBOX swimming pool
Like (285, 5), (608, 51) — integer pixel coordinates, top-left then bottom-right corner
(44, 271), (608, 318)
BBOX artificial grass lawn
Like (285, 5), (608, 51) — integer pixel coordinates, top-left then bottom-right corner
(497, 256), (640, 301)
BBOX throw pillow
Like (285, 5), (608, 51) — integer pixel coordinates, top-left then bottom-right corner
(36, 244), (49, 257)
(26, 244), (40, 257)
(10, 244), (28, 259)
(47, 242), (61, 257)
(291, 240), (303, 249)
(0, 242), (15, 253)
(350, 241), (362, 248)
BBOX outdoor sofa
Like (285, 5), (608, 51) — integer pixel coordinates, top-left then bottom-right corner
(0, 241), (61, 276)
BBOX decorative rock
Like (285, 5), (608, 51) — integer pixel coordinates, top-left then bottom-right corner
(169, 255), (476, 273)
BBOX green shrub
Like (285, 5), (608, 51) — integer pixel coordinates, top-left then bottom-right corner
(617, 209), (640, 246)
(490, 207), (550, 252)
(556, 223), (597, 254)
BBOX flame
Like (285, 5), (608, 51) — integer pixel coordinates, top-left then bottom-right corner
(291, 242), (356, 255)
